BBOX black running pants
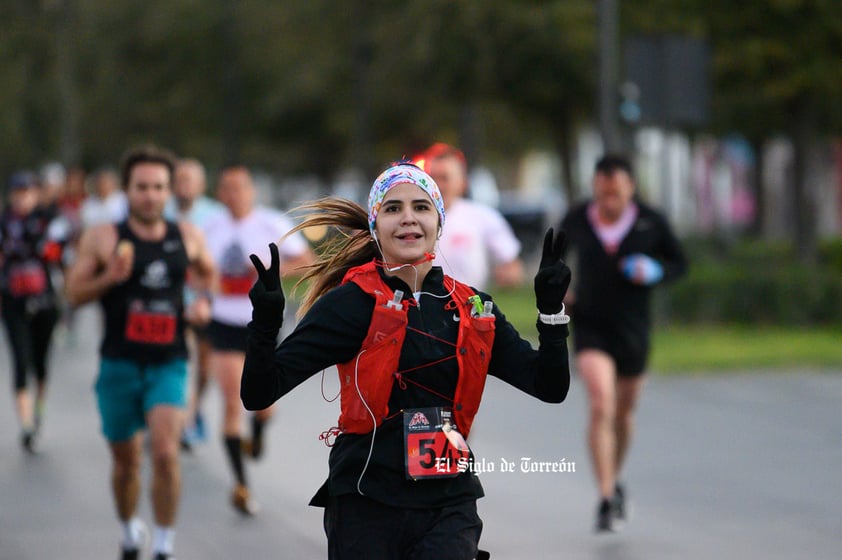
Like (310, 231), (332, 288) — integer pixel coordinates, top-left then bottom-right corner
(1, 300), (59, 391)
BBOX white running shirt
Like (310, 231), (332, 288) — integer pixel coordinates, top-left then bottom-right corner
(433, 198), (521, 291)
(204, 207), (309, 326)
(79, 192), (128, 227)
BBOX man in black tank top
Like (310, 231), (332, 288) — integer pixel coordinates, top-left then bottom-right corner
(66, 146), (215, 560)
(99, 220), (190, 363)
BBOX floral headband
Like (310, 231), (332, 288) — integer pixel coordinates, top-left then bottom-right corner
(367, 162), (445, 236)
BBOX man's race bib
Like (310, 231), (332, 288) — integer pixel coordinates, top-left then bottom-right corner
(125, 300), (177, 345)
(8, 261), (48, 298)
(404, 407), (471, 480)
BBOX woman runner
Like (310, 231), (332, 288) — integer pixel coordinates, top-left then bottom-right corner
(241, 161), (572, 559)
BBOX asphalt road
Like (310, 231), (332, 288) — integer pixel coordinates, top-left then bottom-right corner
(1, 305), (840, 559)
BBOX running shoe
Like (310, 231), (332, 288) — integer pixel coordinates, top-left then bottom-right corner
(595, 498), (615, 533)
(152, 554), (176, 560)
(613, 482), (628, 524)
(193, 411), (207, 442)
(179, 431), (193, 453)
(231, 483), (260, 516)
(21, 429), (37, 454)
(240, 435), (263, 460)
(181, 413), (207, 450)
(120, 519), (149, 560)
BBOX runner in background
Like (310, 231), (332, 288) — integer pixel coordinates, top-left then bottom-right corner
(166, 158), (226, 449)
(37, 163), (74, 341)
(418, 143), (524, 291)
(203, 164), (313, 515)
(80, 167), (128, 228)
(65, 145), (215, 560)
(38, 162), (66, 217)
(54, 165), (87, 346)
(1, 170), (67, 452)
(560, 154), (688, 532)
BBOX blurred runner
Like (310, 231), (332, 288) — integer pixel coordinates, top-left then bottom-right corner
(560, 154), (688, 532)
(54, 165), (87, 346)
(1, 170), (68, 452)
(203, 164), (313, 515)
(80, 167), (128, 228)
(65, 145), (215, 560)
(420, 142), (524, 291)
(167, 158), (226, 449)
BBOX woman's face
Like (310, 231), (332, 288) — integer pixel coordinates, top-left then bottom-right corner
(373, 183), (439, 265)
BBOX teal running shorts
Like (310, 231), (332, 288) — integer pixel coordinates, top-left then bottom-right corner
(95, 357), (188, 442)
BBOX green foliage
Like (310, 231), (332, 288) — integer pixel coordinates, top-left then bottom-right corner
(494, 236), (842, 331)
(651, 324), (842, 372)
(661, 237), (842, 325)
(704, 0), (842, 136)
(490, 283), (539, 338)
(489, 282), (842, 372)
(1, 0), (841, 191)
(0, 0), (597, 175)
(663, 261), (841, 324)
(819, 237), (842, 277)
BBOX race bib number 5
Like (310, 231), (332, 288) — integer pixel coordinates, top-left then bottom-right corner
(404, 407), (471, 480)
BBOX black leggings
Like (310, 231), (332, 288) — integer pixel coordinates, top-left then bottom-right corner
(1, 300), (59, 391)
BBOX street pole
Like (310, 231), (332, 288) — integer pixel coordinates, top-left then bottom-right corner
(598, 0), (623, 153)
(222, 0), (242, 165)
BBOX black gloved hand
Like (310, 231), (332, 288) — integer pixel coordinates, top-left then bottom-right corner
(534, 228), (572, 314)
(248, 242), (285, 331)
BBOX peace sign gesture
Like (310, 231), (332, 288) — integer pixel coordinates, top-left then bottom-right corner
(248, 242), (286, 329)
(533, 228), (571, 315)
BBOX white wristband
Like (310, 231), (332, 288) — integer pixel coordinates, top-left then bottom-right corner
(538, 304), (570, 325)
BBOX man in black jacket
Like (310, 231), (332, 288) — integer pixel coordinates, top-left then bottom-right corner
(561, 154), (687, 532)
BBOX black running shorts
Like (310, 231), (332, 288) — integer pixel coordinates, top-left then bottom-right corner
(572, 318), (649, 377)
(207, 319), (250, 353)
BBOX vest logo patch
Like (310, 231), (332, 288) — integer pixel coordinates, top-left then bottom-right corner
(408, 411), (429, 427)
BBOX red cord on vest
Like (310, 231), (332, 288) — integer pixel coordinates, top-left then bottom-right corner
(374, 252), (436, 271)
(394, 372), (454, 403)
(319, 427), (342, 447)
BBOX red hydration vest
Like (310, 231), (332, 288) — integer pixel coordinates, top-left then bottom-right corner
(336, 261), (495, 438)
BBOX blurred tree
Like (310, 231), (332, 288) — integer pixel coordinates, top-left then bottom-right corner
(626, 0), (842, 261)
(2, 0), (839, 244)
(704, 0), (842, 262)
(1, 1), (63, 170)
(72, 0), (233, 166)
(492, 0), (596, 202)
(1, 0), (596, 189)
